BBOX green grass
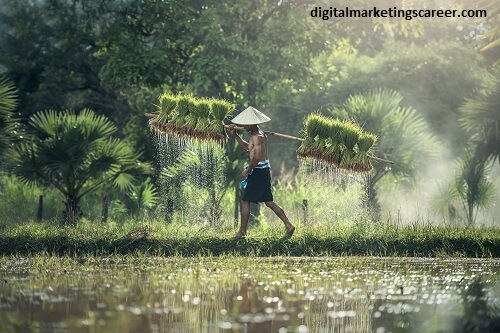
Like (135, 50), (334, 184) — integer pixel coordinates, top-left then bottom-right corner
(0, 218), (498, 257)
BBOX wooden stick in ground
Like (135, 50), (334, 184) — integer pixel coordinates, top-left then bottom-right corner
(146, 113), (394, 164)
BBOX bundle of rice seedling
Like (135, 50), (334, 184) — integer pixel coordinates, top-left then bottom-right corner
(211, 99), (235, 122)
(193, 98), (213, 140)
(339, 121), (362, 168)
(313, 118), (332, 163)
(147, 92), (236, 145)
(183, 98), (199, 136)
(168, 95), (192, 136)
(297, 114), (324, 159)
(311, 115), (331, 161)
(152, 93), (177, 126)
(322, 119), (344, 165)
(208, 99), (235, 144)
(350, 133), (377, 172)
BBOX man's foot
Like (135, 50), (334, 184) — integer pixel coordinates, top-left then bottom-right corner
(235, 231), (246, 238)
(285, 225), (295, 238)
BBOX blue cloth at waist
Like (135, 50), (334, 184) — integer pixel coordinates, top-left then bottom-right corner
(254, 160), (270, 169)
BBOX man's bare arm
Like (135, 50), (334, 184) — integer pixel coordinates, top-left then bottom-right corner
(229, 125), (249, 151)
(235, 135), (249, 152)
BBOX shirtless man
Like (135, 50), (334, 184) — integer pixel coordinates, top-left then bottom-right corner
(228, 106), (295, 238)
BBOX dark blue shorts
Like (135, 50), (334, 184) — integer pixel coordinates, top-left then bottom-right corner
(242, 168), (273, 204)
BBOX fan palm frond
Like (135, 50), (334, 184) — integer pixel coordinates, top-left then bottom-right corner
(459, 73), (500, 162)
(0, 76), (17, 116)
(77, 108), (117, 143)
(0, 76), (18, 158)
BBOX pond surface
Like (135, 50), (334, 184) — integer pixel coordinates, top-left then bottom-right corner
(0, 256), (499, 333)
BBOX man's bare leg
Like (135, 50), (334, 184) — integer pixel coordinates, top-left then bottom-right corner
(265, 201), (295, 237)
(237, 200), (251, 237)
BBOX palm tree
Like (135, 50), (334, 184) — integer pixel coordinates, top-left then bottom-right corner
(431, 152), (496, 227)
(0, 76), (17, 158)
(330, 88), (439, 209)
(455, 152), (496, 226)
(459, 71), (500, 164)
(431, 75), (498, 226)
(7, 108), (152, 223)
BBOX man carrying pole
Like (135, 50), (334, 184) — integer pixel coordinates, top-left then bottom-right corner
(228, 106), (296, 238)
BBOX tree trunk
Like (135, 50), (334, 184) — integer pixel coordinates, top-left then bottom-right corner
(101, 195), (109, 223)
(467, 200), (474, 227)
(234, 185), (240, 227)
(302, 199), (308, 224)
(364, 175), (381, 220)
(165, 198), (174, 222)
(64, 195), (81, 225)
(250, 202), (260, 226)
(37, 195), (43, 222)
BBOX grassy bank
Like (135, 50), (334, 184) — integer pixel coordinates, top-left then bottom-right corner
(1, 219), (499, 257)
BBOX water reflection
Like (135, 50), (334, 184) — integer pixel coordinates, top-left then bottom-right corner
(0, 257), (498, 333)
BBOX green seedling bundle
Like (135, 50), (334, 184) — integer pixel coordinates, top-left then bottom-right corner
(297, 114), (378, 173)
(149, 93), (235, 145)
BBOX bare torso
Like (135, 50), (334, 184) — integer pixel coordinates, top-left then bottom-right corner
(248, 129), (268, 163)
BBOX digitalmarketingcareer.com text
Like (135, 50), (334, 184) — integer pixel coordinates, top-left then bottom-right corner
(311, 6), (487, 20)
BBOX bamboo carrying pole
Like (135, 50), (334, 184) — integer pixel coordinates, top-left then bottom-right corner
(224, 124), (303, 142)
(145, 113), (394, 165)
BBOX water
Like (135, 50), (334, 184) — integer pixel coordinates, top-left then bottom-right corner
(1, 256), (498, 333)
(298, 158), (370, 188)
(151, 127), (228, 223)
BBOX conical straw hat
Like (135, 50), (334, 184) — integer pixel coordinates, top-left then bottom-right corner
(231, 106), (271, 125)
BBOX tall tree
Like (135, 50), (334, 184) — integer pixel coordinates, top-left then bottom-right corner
(94, 0), (199, 91)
